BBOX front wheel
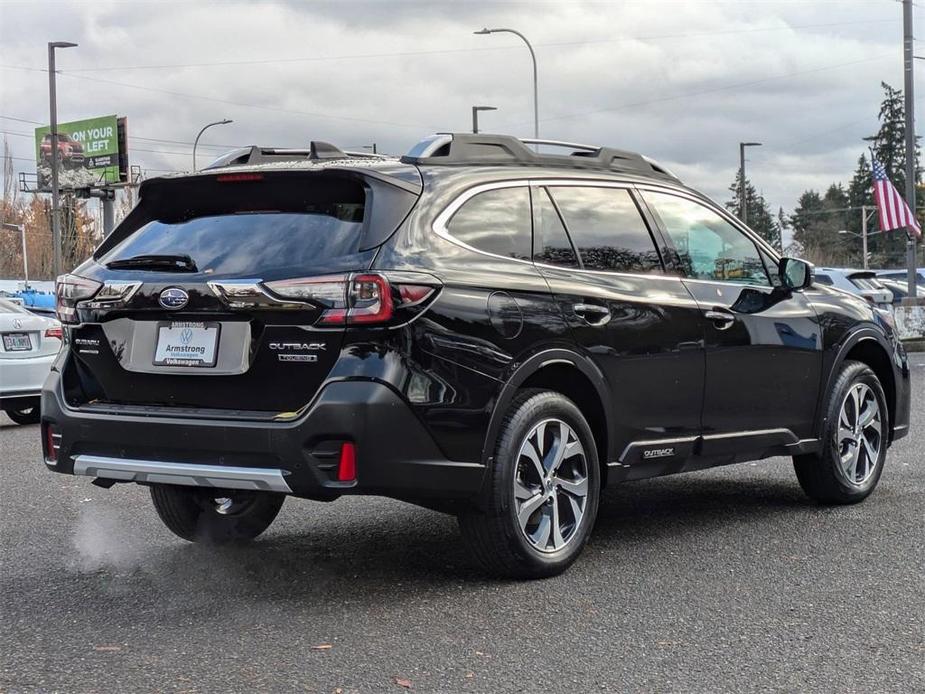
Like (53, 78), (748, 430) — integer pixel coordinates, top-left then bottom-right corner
(458, 389), (601, 579)
(149, 485), (285, 544)
(793, 360), (888, 504)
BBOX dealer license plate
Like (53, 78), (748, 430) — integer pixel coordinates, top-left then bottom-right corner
(153, 322), (220, 367)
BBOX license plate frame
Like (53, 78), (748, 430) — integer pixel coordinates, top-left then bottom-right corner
(153, 321), (220, 368)
(2, 332), (32, 352)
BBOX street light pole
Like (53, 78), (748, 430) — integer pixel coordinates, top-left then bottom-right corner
(738, 142), (762, 225)
(474, 28), (538, 139)
(2, 223), (28, 289)
(47, 41), (77, 279)
(193, 119), (233, 171)
(471, 105), (498, 134)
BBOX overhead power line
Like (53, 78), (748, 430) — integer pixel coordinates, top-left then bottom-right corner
(41, 18), (893, 73)
(501, 53), (893, 127)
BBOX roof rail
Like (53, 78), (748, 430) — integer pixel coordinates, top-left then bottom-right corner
(203, 141), (383, 170)
(400, 133), (679, 181)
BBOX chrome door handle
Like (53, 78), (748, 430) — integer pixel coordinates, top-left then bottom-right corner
(704, 309), (736, 330)
(574, 303), (611, 326)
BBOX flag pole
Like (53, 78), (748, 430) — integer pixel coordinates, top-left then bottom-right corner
(902, 0), (918, 297)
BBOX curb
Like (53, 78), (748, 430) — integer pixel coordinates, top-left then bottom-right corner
(901, 339), (925, 353)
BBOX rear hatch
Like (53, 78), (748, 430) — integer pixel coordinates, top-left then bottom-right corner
(62, 167), (420, 414)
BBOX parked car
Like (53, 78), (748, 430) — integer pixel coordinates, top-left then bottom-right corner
(39, 132), (84, 166)
(874, 268), (925, 289)
(813, 268), (894, 308)
(878, 278), (909, 305)
(41, 134), (910, 578)
(1, 298), (62, 424)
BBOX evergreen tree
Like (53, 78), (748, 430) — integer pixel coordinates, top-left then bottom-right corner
(725, 171), (781, 250)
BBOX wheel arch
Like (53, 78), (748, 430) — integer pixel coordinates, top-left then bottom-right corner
(482, 349), (614, 485)
(822, 328), (897, 444)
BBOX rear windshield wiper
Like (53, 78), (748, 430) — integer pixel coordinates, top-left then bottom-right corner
(106, 254), (199, 272)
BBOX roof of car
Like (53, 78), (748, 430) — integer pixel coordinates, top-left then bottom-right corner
(401, 133), (680, 182)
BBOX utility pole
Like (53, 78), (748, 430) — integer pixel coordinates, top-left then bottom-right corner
(738, 142), (761, 225)
(861, 205), (870, 271)
(48, 41), (77, 278)
(903, 0), (918, 297)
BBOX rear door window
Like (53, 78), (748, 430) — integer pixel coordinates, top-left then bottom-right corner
(546, 186), (662, 273)
(445, 186), (531, 261)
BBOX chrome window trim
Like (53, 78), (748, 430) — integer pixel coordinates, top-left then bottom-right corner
(432, 177), (684, 284)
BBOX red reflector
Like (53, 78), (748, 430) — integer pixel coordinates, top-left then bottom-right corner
(216, 173), (263, 183)
(43, 423), (58, 463)
(337, 442), (356, 482)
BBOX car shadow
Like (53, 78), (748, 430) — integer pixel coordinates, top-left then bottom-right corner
(87, 471), (817, 610)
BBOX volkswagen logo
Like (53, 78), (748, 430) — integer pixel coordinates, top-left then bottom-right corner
(158, 287), (189, 310)
(179, 328), (193, 345)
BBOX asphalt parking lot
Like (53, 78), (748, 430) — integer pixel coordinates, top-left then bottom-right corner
(1, 356), (923, 693)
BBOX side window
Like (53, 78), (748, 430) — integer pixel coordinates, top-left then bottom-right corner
(759, 248), (782, 287)
(533, 187), (579, 268)
(644, 191), (771, 286)
(445, 186), (531, 261)
(548, 186), (662, 273)
(814, 274), (833, 286)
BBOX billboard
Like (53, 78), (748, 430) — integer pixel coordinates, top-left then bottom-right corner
(34, 115), (128, 191)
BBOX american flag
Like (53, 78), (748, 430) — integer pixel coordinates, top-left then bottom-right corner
(871, 157), (921, 237)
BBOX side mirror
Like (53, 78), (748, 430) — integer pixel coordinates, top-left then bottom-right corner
(779, 257), (813, 290)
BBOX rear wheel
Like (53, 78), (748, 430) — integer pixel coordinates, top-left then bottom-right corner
(149, 485), (285, 544)
(793, 360), (888, 504)
(5, 403), (40, 425)
(458, 389), (600, 579)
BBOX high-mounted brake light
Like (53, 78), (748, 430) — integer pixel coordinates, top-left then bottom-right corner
(55, 274), (102, 324)
(216, 173), (264, 183)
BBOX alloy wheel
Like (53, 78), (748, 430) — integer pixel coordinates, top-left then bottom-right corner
(835, 382), (882, 486)
(513, 418), (589, 553)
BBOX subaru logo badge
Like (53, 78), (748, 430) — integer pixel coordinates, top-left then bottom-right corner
(159, 287), (189, 310)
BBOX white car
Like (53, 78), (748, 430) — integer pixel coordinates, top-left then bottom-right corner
(813, 268), (893, 308)
(0, 298), (62, 425)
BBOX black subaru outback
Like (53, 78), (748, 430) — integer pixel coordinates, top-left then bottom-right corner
(42, 134), (911, 578)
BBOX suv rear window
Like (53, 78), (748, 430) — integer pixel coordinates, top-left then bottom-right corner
(100, 175), (368, 277)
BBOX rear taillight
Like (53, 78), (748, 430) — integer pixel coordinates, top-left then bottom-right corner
(43, 422), (61, 464)
(44, 326), (63, 340)
(264, 272), (437, 326)
(55, 274), (101, 324)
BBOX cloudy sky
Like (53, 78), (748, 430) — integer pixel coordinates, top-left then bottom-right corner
(0, 0), (919, 219)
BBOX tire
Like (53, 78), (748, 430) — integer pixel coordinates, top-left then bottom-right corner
(459, 389), (601, 579)
(149, 484), (285, 544)
(5, 404), (40, 425)
(793, 360), (889, 504)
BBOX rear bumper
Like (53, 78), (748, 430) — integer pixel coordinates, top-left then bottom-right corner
(1, 353), (56, 407)
(41, 371), (485, 504)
